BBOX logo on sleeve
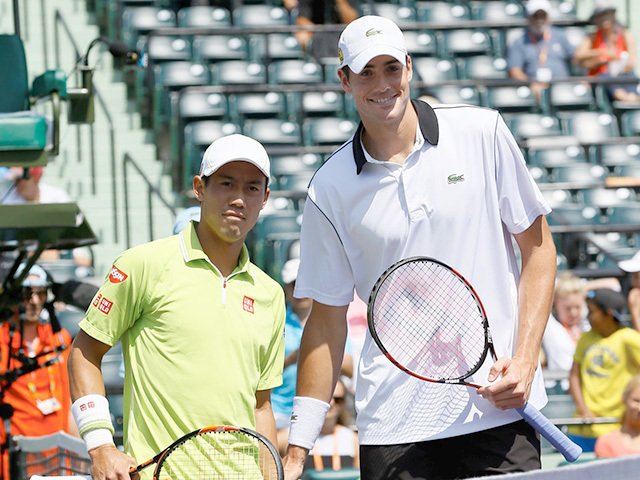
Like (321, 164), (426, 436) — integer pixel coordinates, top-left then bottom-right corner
(109, 265), (128, 284)
(243, 296), (255, 314)
(93, 294), (114, 315)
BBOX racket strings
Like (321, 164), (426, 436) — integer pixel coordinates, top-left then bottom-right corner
(159, 430), (279, 479)
(372, 261), (487, 381)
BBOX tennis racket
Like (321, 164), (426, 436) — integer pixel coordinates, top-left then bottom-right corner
(367, 257), (582, 462)
(129, 425), (284, 479)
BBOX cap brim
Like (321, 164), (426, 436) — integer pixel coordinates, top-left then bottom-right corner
(201, 157), (270, 183)
(347, 45), (407, 74)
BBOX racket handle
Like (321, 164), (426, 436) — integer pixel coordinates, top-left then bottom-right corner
(516, 403), (582, 462)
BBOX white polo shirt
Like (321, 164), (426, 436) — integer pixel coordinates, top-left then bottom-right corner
(295, 101), (551, 445)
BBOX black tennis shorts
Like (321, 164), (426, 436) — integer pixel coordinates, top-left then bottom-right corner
(360, 420), (541, 480)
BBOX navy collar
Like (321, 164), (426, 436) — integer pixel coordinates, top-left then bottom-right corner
(353, 99), (439, 175)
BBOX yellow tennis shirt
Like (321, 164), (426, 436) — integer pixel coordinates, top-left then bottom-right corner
(79, 221), (285, 469)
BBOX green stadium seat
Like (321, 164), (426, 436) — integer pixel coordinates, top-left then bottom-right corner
(0, 34), (67, 167)
(359, 3), (417, 26)
(411, 57), (457, 84)
(548, 83), (594, 114)
(439, 29), (493, 59)
(609, 205), (640, 226)
(404, 30), (438, 58)
(550, 0), (578, 21)
(547, 204), (603, 227)
(269, 59), (323, 84)
(527, 145), (587, 169)
(551, 163), (607, 184)
(470, 0), (524, 21)
(232, 5), (289, 27)
(146, 35), (191, 62)
(242, 119), (302, 147)
(270, 153), (323, 179)
(459, 55), (508, 80)
(210, 60), (267, 85)
(505, 113), (562, 140)
(229, 92), (288, 122)
(178, 91), (227, 121)
(559, 111), (620, 143)
(590, 143), (640, 167)
(192, 35), (248, 64)
(578, 187), (635, 210)
(616, 162), (640, 178)
(427, 85), (481, 105)
(416, 2), (471, 23)
(249, 33), (305, 62)
(303, 117), (357, 146)
(484, 85), (538, 113)
(300, 91), (346, 117)
(177, 6), (231, 28)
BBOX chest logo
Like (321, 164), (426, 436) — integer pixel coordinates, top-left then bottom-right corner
(243, 296), (255, 314)
(447, 173), (465, 184)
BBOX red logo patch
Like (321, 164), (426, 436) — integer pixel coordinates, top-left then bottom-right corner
(98, 297), (114, 315)
(243, 296), (255, 314)
(92, 293), (102, 307)
(109, 265), (128, 284)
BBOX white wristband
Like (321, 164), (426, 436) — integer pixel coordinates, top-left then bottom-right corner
(71, 394), (115, 450)
(288, 396), (331, 450)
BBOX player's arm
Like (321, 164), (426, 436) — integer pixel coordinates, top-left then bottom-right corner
(255, 389), (277, 448)
(69, 330), (136, 479)
(479, 215), (556, 409)
(283, 301), (349, 479)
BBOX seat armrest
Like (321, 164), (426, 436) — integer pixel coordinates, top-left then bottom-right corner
(30, 69), (67, 100)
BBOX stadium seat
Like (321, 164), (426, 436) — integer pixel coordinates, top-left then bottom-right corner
(425, 85), (482, 106)
(270, 154), (323, 179)
(541, 189), (574, 208)
(559, 111), (620, 143)
(146, 35), (191, 63)
(359, 3), (417, 26)
(415, 2), (471, 23)
(620, 109), (640, 136)
(178, 91), (227, 121)
(277, 171), (315, 192)
(242, 118), (302, 146)
(547, 204), (603, 227)
(485, 85), (539, 113)
(232, 5), (289, 26)
(440, 29), (493, 58)
(411, 57), (457, 84)
(303, 117), (357, 145)
(609, 205), (640, 226)
(404, 30), (439, 58)
(578, 188), (636, 219)
(300, 91), (346, 117)
(506, 113), (562, 139)
(121, 7), (176, 49)
(229, 92), (288, 122)
(549, 0), (578, 21)
(248, 210), (302, 267)
(590, 142), (640, 167)
(269, 59), (323, 84)
(551, 163), (607, 184)
(459, 55), (508, 80)
(192, 35), (249, 63)
(249, 33), (304, 62)
(302, 468), (360, 480)
(547, 82), (594, 113)
(210, 60), (267, 85)
(470, 0), (524, 22)
(527, 145), (587, 169)
(616, 162), (640, 178)
(176, 6), (231, 28)
(0, 34), (67, 166)
(56, 306), (85, 338)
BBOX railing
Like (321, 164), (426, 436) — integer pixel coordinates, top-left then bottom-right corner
(122, 152), (176, 249)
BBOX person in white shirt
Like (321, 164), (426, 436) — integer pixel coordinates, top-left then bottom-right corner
(1, 166), (70, 204)
(283, 15), (557, 480)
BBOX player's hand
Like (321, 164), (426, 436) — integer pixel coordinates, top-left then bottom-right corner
(477, 356), (535, 410)
(88, 444), (137, 480)
(283, 445), (307, 480)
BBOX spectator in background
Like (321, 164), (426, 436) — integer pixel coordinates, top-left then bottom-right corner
(542, 272), (588, 372)
(595, 374), (640, 458)
(0, 264), (77, 476)
(568, 288), (640, 451)
(172, 205), (201, 235)
(618, 251), (640, 331)
(507, 0), (575, 103)
(295, 0), (359, 62)
(274, 258), (353, 455)
(574, 0), (640, 103)
(305, 378), (359, 472)
(0, 167), (70, 205)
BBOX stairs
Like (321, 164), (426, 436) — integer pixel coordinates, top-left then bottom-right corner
(13, 0), (177, 276)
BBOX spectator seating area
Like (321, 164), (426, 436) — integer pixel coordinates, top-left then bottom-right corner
(85, 0), (640, 285)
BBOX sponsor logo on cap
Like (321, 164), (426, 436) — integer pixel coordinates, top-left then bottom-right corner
(109, 266), (128, 284)
(243, 296), (255, 314)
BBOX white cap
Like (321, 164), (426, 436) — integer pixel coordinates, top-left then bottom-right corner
(281, 258), (300, 285)
(619, 251), (640, 273)
(199, 134), (270, 182)
(16, 263), (50, 287)
(526, 0), (552, 16)
(338, 15), (407, 74)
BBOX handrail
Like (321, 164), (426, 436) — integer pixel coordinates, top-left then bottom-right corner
(123, 152), (176, 249)
(53, 9), (120, 243)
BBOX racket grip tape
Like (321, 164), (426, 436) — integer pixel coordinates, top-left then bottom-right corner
(516, 403), (582, 462)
